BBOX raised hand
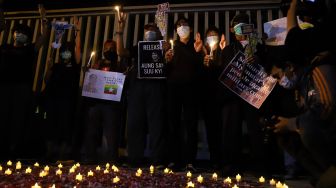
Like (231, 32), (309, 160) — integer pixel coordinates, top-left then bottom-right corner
(165, 49), (174, 62)
(117, 11), (127, 33)
(219, 34), (226, 50)
(74, 16), (81, 31)
(194, 32), (203, 53)
(38, 4), (46, 20)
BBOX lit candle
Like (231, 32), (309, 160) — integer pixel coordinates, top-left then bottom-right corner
(50, 184), (56, 188)
(16, 161), (22, 170)
(136, 168), (142, 177)
(76, 163), (80, 168)
(232, 184), (239, 188)
(0, 165), (3, 171)
(96, 166), (101, 171)
(7, 161), (12, 166)
(259, 176), (265, 183)
(164, 168), (169, 174)
(212, 173), (218, 181)
(170, 39), (174, 50)
(39, 170), (47, 177)
(44, 165), (50, 172)
(5, 168), (12, 175)
(282, 183), (289, 188)
(56, 169), (62, 175)
(197, 175), (203, 183)
(276, 181), (283, 188)
(236, 174), (241, 182)
(224, 177), (232, 184)
(34, 162), (39, 167)
(25, 167), (32, 174)
(209, 41), (216, 58)
(186, 171), (192, 178)
(114, 6), (121, 21)
(88, 170), (94, 177)
(106, 163), (110, 169)
(150, 165), (154, 174)
(69, 167), (75, 174)
(75, 173), (83, 181)
(270, 179), (276, 185)
(112, 165), (119, 172)
(72, 165), (77, 170)
(58, 163), (63, 169)
(187, 181), (195, 188)
(87, 51), (95, 67)
(32, 183), (41, 188)
(104, 169), (109, 174)
(113, 176), (120, 183)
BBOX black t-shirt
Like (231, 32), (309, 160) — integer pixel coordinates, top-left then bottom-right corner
(0, 44), (36, 85)
(45, 62), (80, 99)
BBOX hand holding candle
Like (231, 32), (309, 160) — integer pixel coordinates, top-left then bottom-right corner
(170, 39), (174, 50)
(115, 6), (121, 21)
(87, 51), (95, 68)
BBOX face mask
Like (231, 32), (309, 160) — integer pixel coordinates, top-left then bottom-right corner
(206, 36), (219, 46)
(61, 50), (72, 60)
(177, 26), (190, 39)
(240, 40), (249, 48)
(104, 50), (117, 61)
(144, 31), (157, 41)
(279, 74), (298, 89)
(14, 32), (28, 45)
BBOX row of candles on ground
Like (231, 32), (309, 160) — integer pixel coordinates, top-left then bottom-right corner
(1, 160), (289, 188)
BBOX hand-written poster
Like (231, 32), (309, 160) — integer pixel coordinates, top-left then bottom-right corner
(219, 51), (277, 109)
(138, 40), (166, 79)
(82, 69), (126, 101)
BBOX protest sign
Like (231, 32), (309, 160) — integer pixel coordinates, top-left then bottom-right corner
(138, 40), (166, 79)
(219, 51), (277, 109)
(51, 21), (73, 48)
(155, 2), (169, 37)
(82, 69), (126, 102)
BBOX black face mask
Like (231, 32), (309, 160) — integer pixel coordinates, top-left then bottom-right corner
(103, 50), (118, 62)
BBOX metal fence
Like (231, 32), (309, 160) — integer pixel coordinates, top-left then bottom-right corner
(1, 1), (282, 92)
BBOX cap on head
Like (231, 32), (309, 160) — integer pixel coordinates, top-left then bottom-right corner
(230, 13), (250, 28)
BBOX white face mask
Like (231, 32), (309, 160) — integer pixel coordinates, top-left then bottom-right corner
(61, 50), (72, 60)
(144, 31), (157, 41)
(177, 26), (190, 39)
(14, 32), (28, 45)
(240, 40), (249, 48)
(206, 36), (219, 46)
(279, 74), (298, 89)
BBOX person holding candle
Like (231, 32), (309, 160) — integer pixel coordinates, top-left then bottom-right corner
(116, 10), (168, 168)
(43, 16), (81, 162)
(164, 17), (204, 172)
(0, 4), (48, 160)
(82, 38), (128, 164)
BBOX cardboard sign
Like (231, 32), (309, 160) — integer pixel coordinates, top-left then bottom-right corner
(138, 40), (166, 79)
(219, 51), (277, 109)
(82, 69), (126, 102)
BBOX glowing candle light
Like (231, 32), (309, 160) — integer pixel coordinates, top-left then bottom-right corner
(164, 168), (169, 174)
(0, 165), (3, 171)
(69, 167), (75, 174)
(50, 184), (56, 188)
(114, 6), (121, 21)
(270, 179), (276, 185)
(75, 173), (83, 181)
(88, 170), (94, 177)
(187, 181), (195, 188)
(5, 168), (12, 175)
(276, 181), (283, 188)
(224, 177), (232, 184)
(34, 162), (39, 167)
(232, 184), (239, 188)
(44, 165), (50, 171)
(212, 173), (218, 181)
(170, 39), (174, 50)
(112, 165), (119, 172)
(25, 167), (32, 174)
(236, 174), (241, 182)
(136, 168), (142, 177)
(104, 169), (109, 174)
(76, 163), (80, 168)
(209, 41), (216, 59)
(7, 161), (12, 166)
(31, 183), (41, 188)
(96, 165), (101, 171)
(16, 161), (22, 170)
(282, 183), (289, 188)
(197, 175), (204, 183)
(259, 176), (265, 183)
(186, 171), (192, 178)
(39, 170), (47, 177)
(56, 169), (62, 176)
(113, 176), (120, 183)
(87, 51), (95, 67)
(150, 165), (154, 174)
(58, 163), (63, 169)
(106, 163), (110, 169)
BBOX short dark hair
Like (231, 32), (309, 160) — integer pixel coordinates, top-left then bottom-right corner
(205, 25), (220, 36)
(174, 17), (192, 31)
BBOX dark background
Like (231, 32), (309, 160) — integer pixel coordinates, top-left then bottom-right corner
(1, 0), (261, 11)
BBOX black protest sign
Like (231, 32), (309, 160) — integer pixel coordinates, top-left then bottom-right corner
(219, 51), (277, 109)
(138, 40), (166, 79)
